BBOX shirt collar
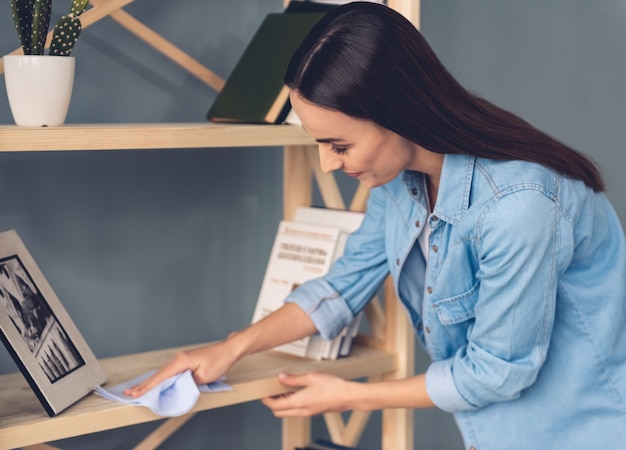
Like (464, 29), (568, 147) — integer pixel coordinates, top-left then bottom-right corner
(431, 154), (475, 225)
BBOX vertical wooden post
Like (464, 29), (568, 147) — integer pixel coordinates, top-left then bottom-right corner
(306, 145), (346, 210)
(387, 0), (421, 25)
(281, 2), (312, 444)
(382, 278), (415, 450)
(283, 145), (312, 221)
(282, 144), (313, 449)
(282, 417), (311, 450)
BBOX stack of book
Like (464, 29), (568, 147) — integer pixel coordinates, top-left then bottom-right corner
(251, 207), (364, 360)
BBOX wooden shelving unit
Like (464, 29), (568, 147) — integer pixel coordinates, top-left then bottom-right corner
(0, 123), (413, 450)
(0, 1), (420, 448)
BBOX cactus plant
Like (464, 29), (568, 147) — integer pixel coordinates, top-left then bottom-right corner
(10, 0), (89, 56)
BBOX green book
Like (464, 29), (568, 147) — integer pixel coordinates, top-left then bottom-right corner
(207, 11), (325, 124)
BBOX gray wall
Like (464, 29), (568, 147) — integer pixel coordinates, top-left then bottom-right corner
(421, 0), (626, 224)
(1, 1), (624, 449)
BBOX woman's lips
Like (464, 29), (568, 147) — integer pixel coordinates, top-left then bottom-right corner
(344, 172), (362, 178)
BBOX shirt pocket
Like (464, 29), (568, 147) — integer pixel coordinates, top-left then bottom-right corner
(431, 282), (479, 348)
(432, 281), (479, 325)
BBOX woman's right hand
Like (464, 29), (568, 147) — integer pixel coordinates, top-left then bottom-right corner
(123, 303), (318, 398)
(123, 340), (237, 398)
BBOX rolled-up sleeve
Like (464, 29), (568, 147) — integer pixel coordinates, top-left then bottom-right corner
(285, 186), (391, 339)
(426, 358), (477, 411)
(285, 278), (355, 339)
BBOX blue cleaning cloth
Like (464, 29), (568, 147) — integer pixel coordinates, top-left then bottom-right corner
(94, 369), (232, 417)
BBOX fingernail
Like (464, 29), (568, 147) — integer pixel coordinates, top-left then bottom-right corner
(278, 372), (287, 379)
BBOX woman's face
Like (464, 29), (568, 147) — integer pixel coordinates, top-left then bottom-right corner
(290, 91), (439, 188)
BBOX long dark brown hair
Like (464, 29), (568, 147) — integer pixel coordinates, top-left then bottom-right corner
(284, 2), (605, 192)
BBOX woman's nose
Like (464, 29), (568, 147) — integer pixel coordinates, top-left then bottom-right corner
(318, 146), (343, 173)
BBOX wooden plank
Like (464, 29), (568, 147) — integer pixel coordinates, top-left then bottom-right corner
(282, 417), (310, 450)
(2, 0), (223, 90)
(382, 278), (415, 450)
(0, 344), (395, 449)
(323, 412), (346, 444)
(22, 445), (60, 450)
(89, 0), (224, 91)
(0, 123), (315, 152)
(132, 414), (195, 450)
(349, 184), (370, 212)
(364, 296), (386, 345)
(280, 1), (313, 445)
(1, 0), (136, 73)
(322, 408), (372, 447)
(343, 409), (373, 447)
(283, 145), (313, 220)
(387, 0), (421, 25)
(306, 146), (346, 210)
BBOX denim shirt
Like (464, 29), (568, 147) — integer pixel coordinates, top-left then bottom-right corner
(286, 154), (626, 449)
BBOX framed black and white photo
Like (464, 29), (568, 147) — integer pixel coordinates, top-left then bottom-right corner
(0, 230), (106, 416)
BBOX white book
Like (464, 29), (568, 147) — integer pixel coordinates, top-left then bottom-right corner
(251, 220), (347, 356)
(293, 206), (365, 235)
(338, 310), (363, 358)
(252, 208), (366, 359)
(283, 108), (301, 126)
(304, 335), (332, 361)
(295, 207), (365, 360)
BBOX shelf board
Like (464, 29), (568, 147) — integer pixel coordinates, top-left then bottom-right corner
(0, 342), (395, 449)
(0, 123), (316, 152)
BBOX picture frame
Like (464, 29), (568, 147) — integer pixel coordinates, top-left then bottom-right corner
(0, 230), (106, 416)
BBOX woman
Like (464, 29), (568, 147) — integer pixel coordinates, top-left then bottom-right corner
(127, 3), (626, 448)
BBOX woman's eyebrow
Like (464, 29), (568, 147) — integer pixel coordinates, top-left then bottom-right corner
(300, 126), (346, 144)
(315, 137), (345, 144)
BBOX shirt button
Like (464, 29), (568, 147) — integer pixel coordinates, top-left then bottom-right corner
(425, 326), (431, 334)
(432, 245), (438, 252)
(417, 323), (423, 331)
(396, 258), (400, 265)
(427, 286), (433, 294)
(431, 215), (439, 222)
(415, 220), (421, 228)
(411, 187), (418, 195)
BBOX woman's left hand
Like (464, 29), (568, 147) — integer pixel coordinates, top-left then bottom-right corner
(262, 372), (355, 417)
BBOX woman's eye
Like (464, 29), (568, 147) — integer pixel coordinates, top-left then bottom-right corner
(332, 145), (348, 155)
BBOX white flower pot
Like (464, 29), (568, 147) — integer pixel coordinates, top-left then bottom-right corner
(4, 55), (75, 127)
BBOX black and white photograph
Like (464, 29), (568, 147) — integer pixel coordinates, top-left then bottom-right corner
(0, 230), (106, 416)
(0, 256), (85, 383)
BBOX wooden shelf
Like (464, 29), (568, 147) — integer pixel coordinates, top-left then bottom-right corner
(0, 343), (395, 449)
(0, 2), (420, 447)
(0, 123), (315, 152)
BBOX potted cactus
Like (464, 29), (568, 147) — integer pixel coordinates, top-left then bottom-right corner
(3, 0), (89, 126)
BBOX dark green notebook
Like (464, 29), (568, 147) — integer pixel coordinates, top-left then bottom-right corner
(207, 12), (325, 124)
